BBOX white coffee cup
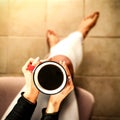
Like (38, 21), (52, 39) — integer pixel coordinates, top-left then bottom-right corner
(33, 61), (67, 95)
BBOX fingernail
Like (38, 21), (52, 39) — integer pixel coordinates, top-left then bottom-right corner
(68, 76), (71, 80)
(63, 61), (65, 65)
(59, 60), (65, 64)
(40, 58), (48, 62)
(36, 57), (40, 61)
(32, 57), (40, 65)
(59, 60), (63, 64)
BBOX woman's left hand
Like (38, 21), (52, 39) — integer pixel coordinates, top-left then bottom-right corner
(22, 57), (40, 103)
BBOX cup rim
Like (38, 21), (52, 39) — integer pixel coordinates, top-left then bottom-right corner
(33, 61), (67, 95)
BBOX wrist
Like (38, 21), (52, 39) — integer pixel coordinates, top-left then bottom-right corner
(23, 91), (39, 104)
(46, 100), (61, 113)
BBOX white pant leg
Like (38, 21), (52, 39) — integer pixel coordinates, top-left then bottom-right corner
(49, 31), (83, 73)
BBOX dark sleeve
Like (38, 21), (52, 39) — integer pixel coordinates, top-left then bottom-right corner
(5, 93), (37, 120)
(41, 108), (59, 120)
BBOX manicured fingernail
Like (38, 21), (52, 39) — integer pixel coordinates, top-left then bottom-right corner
(59, 60), (65, 64)
(59, 60), (63, 64)
(68, 76), (71, 80)
(32, 57), (40, 65)
(63, 61), (65, 65)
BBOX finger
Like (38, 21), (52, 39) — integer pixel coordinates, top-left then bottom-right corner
(27, 57), (40, 72)
(22, 58), (34, 72)
(59, 61), (67, 70)
(59, 61), (71, 77)
(40, 57), (50, 63)
(32, 57), (40, 66)
(66, 77), (74, 90)
(68, 76), (72, 81)
(61, 78), (74, 96)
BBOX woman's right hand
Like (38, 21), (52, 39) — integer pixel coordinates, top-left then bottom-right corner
(46, 61), (74, 113)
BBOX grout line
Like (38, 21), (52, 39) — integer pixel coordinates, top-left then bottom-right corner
(1, 74), (120, 78)
(44, 0), (48, 32)
(0, 35), (46, 38)
(88, 36), (120, 38)
(92, 116), (120, 120)
(75, 75), (120, 78)
(0, 73), (23, 77)
(0, 35), (119, 38)
(7, 35), (120, 38)
(4, 74), (119, 78)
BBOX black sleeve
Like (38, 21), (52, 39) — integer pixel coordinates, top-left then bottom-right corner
(41, 108), (59, 120)
(5, 93), (37, 120)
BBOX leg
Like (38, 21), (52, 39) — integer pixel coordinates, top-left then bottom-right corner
(47, 29), (60, 49)
(48, 11), (99, 74)
(47, 11), (99, 47)
(79, 11), (99, 38)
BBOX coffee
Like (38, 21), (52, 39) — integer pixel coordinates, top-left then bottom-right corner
(33, 61), (67, 94)
(38, 64), (63, 90)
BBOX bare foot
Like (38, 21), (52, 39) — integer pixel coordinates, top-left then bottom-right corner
(79, 11), (99, 38)
(47, 30), (60, 48)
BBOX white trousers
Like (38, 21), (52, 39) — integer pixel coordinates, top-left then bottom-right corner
(49, 31), (83, 72)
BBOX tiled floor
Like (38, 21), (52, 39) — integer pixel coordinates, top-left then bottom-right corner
(0, 0), (120, 119)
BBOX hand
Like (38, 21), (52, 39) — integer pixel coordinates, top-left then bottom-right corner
(22, 57), (40, 103)
(46, 61), (74, 113)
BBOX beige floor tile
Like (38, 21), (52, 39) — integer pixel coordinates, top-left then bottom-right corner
(0, 37), (8, 73)
(75, 76), (120, 117)
(7, 36), (48, 73)
(92, 116), (120, 120)
(85, 0), (120, 37)
(47, 0), (83, 37)
(76, 37), (120, 76)
(9, 0), (47, 36)
(0, 0), (9, 35)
